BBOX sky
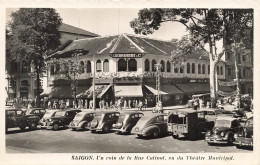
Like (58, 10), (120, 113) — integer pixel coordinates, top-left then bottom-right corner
(6, 8), (188, 41)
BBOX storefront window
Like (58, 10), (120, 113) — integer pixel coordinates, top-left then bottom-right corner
(96, 60), (102, 72)
(86, 61), (91, 73)
(103, 59), (109, 72)
(174, 67), (178, 73)
(128, 59), (137, 71)
(202, 64), (205, 74)
(167, 61), (171, 72)
(198, 64), (201, 74)
(220, 66), (223, 75)
(187, 63), (190, 73)
(152, 60), (157, 72)
(118, 59), (127, 72)
(160, 60), (165, 72)
(192, 63), (195, 74)
(145, 59), (150, 72)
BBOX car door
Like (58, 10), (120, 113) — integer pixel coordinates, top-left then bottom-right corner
(6, 111), (16, 128)
(154, 115), (168, 134)
(64, 111), (73, 125)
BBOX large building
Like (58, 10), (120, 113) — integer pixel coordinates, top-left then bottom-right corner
(5, 23), (99, 102)
(46, 33), (229, 108)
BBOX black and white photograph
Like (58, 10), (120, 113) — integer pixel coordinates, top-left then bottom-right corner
(1, 1), (260, 165)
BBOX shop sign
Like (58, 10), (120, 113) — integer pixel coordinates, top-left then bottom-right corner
(111, 53), (144, 58)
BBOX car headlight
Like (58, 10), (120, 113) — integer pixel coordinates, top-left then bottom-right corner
(221, 132), (225, 137)
(234, 134), (238, 139)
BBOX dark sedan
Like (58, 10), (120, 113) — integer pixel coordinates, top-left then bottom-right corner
(112, 112), (144, 134)
(234, 117), (253, 149)
(69, 111), (95, 131)
(132, 114), (168, 138)
(205, 117), (241, 145)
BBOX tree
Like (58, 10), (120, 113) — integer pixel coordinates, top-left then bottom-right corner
(130, 8), (252, 107)
(7, 8), (62, 107)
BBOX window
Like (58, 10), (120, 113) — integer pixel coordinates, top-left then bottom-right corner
(198, 64), (201, 74)
(96, 60), (101, 72)
(217, 66), (219, 75)
(86, 61), (91, 73)
(220, 66), (223, 75)
(103, 59), (109, 72)
(10, 61), (18, 73)
(118, 59), (127, 72)
(128, 59), (137, 71)
(242, 55), (246, 61)
(145, 59), (150, 72)
(160, 61), (165, 72)
(208, 65), (210, 74)
(174, 67), (178, 73)
(80, 61), (84, 73)
(21, 80), (29, 86)
(238, 54), (241, 64)
(50, 65), (55, 75)
(187, 63), (190, 73)
(152, 60), (157, 72)
(228, 68), (232, 76)
(34, 79), (43, 87)
(238, 69), (242, 78)
(243, 69), (246, 77)
(21, 61), (30, 72)
(167, 61), (171, 72)
(56, 64), (60, 73)
(180, 67), (184, 73)
(202, 64), (205, 74)
(227, 52), (231, 59)
(192, 63), (195, 74)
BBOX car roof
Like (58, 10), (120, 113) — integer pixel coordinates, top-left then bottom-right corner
(172, 109), (199, 114)
(119, 111), (144, 115)
(56, 109), (82, 112)
(77, 111), (96, 115)
(216, 116), (237, 121)
(197, 108), (219, 112)
(95, 111), (120, 115)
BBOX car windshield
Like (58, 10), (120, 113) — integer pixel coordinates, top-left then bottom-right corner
(74, 113), (84, 120)
(215, 120), (231, 128)
(43, 111), (55, 118)
(94, 114), (104, 120)
(54, 111), (66, 117)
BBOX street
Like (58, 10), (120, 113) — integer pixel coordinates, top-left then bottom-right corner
(6, 115), (252, 153)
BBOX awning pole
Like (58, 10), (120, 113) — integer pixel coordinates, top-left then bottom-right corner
(93, 54), (96, 110)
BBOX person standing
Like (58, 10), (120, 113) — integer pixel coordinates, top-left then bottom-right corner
(193, 99), (198, 110)
(199, 98), (203, 109)
(139, 100), (143, 111)
(124, 99), (127, 109)
(89, 99), (93, 109)
(128, 99), (132, 108)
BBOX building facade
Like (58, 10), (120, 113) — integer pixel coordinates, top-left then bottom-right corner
(5, 23), (99, 102)
(46, 34), (228, 108)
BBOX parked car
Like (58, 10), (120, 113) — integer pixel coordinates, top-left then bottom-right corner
(112, 112), (144, 134)
(198, 108), (223, 123)
(218, 110), (245, 120)
(69, 111), (95, 131)
(132, 114), (168, 138)
(205, 117), (242, 145)
(46, 109), (81, 131)
(6, 108), (40, 132)
(87, 111), (120, 133)
(168, 109), (213, 140)
(234, 117), (253, 149)
(39, 110), (59, 129)
(218, 103), (242, 111)
(25, 108), (46, 119)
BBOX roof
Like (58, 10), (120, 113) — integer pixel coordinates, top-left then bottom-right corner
(59, 23), (99, 37)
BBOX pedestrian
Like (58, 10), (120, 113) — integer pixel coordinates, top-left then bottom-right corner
(206, 100), (210, 108)
(193, 99), (198, 110)
(89, 99), (93, 109)
(139, 100), (143, 111)
(199, 98), (203, 109)
(110, 100), (113, 108)
(117, 98), (122, 110)
(66, 99), (70, 108)
(135, 99), (138, 108)
(27, 101), (32, 109)
(124, 99), (127, 109)
(84, 99), (88, 109)
(99, 100), (102, 109)
(128, 99), (132, 108)
(133, 99), (136, 109)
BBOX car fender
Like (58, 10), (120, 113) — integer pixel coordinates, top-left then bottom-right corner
(78, 121), (88, 127)
(225, 131), (233, 138)
(143, 125), (160, 134)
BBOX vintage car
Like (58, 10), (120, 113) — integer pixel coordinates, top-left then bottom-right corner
(205, 117), (241, 145)
(218, 103), (242, 111)
(6, 108), (40, 132)
(88, 111), (120, 133)
(198, 108), (223, 123)
(46, 109), (81, 131)
(68, 111), (95, 131)
(132, 114), (168, 138)
(168, 109), (213, 140)
(112, 112), (144, 134)
(234, 117), (253, 149)
(25, 108), (46, 119)
(39, 110), (59, 128)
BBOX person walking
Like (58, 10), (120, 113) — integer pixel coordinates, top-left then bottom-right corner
(138, 100), (143, 111)
(128, 99), (132, 108)
(193, 99), (198, 110)
(199, 98), (203, 109)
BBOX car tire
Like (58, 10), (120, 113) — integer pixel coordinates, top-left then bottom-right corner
(207, 142), (214, 146)
(172, 135), (178, 139)
(235, 145), (241, 149)
(137, 134), (143, 138)
(72, 128), (77, 131)
(102, 125), (110, 133)
(29, 123), (37, 130)
(82, 123), (88, 131)
(91, 130), (96, 133)
(152, 129), (159, 138)
(227, 136), (233, 145)
(19, 124), (26, 131)
(53, 124), (59, 131)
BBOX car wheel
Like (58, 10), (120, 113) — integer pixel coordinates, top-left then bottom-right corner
(227, 136), (233, 145)
(53, 124), (59, 131)
(188, 129), (198, 141)
(235, 145), (241, 149)
(19, 124), (26, 131)
(137, 134), (143, 138)
(152, 129), (159, 138)
(91, 130), (96, 133)
(72, 128), (77, 131)
(102, 125), (110, 133)
(207, 142), (214, 146)
(172, 135), (178, 139)
(29, 123), (37, 130)
(82, 123), (88, 131)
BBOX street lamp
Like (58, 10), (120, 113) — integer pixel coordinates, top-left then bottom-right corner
(92, 54), (96, 110)
(154, 64), (162, 105)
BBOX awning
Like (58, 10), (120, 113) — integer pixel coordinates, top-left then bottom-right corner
(40, 87), (52, 96)
(175, 83), (210, 94)
(145, 85), (183, 95)
(77, 85), (111, 98)
(49, 86), (90, 99)
(114, 85), (143, 97)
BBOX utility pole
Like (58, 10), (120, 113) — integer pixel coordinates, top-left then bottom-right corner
(155, 64), (162, 104)
(93, 54), (96, 110)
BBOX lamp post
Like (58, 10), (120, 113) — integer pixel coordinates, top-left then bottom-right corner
(93, 54), (96, 110)
(155, 64), (162, 105)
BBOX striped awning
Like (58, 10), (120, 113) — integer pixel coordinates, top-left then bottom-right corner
(145, 85), (183, 95)
(77, 85), (111, 98)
